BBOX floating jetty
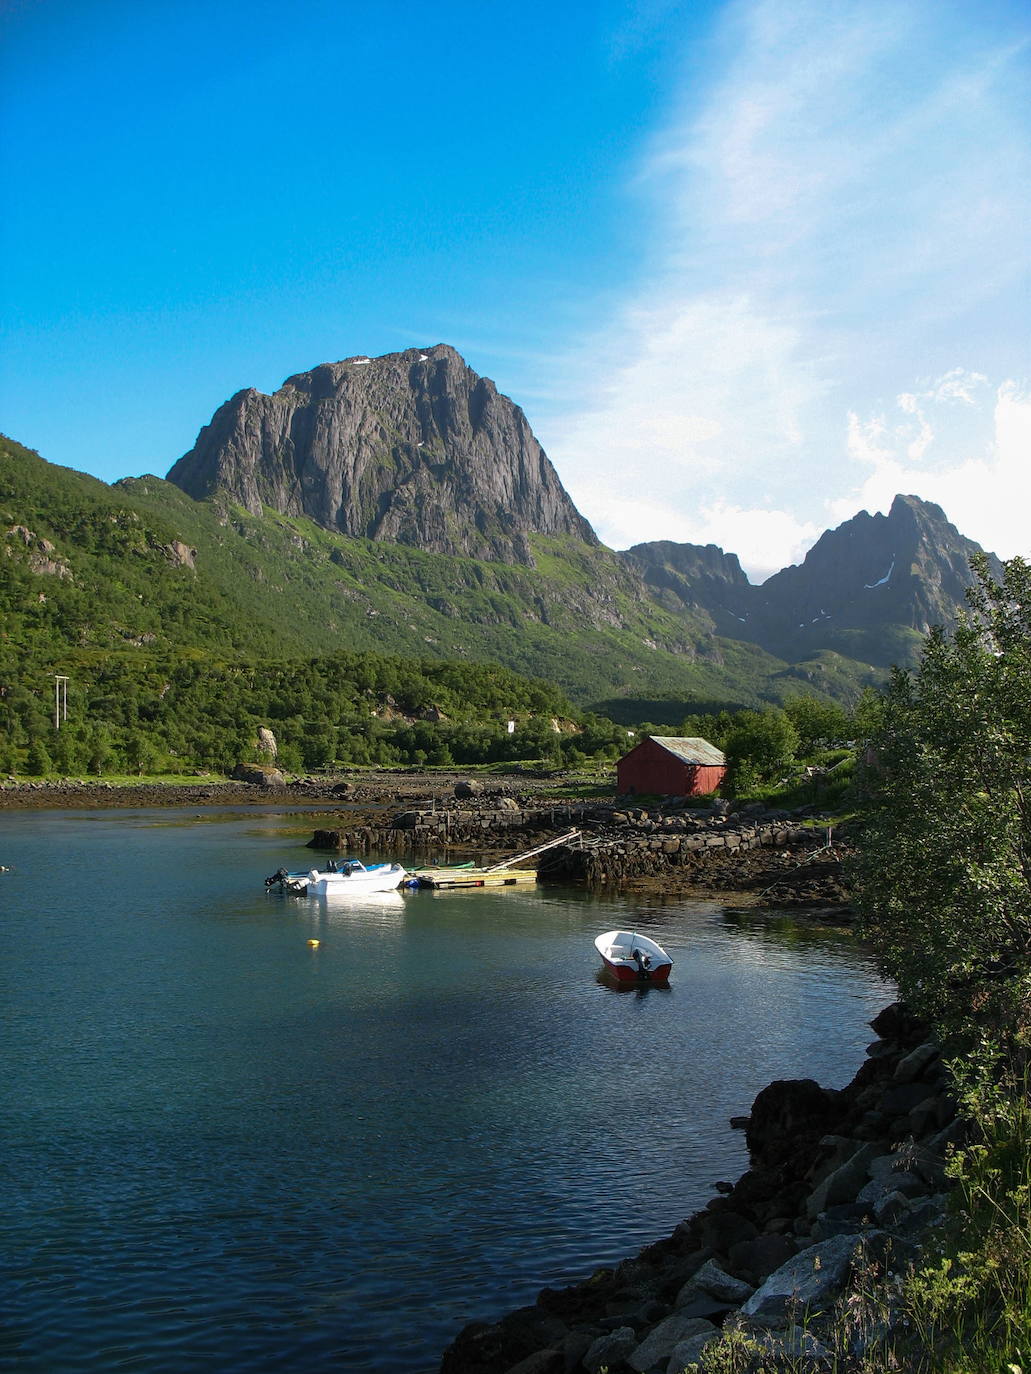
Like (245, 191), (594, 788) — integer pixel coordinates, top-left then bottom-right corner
(412, 866), (538, 889)
(411, 830), (581, 891)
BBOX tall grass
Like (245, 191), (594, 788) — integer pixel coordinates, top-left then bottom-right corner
(901, 1064), (1031, 1372)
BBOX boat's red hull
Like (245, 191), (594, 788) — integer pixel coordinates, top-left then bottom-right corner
(600, 957), (672, 986)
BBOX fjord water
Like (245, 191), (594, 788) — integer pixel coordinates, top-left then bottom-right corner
(1, 808), (892, 1373)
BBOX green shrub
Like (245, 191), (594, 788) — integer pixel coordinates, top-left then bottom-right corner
(25, 738), (52, 776)
(853, 555), (1031, 1052)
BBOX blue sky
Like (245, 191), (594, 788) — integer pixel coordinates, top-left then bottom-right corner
(2, 0), (1028, 579)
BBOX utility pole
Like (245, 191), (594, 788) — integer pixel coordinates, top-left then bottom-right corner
(53, 675), (68, 729)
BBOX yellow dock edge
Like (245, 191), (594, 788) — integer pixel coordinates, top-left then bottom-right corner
(415, 867), (538, 889)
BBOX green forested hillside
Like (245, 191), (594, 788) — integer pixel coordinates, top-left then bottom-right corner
(0, 646), (624, 775)
(0, 439), (283, 660)
(0, 435), (884, 774)
(1, 436), (882, 696)
(118, 475), (798, 705)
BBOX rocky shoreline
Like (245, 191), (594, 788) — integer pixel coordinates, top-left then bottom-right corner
(307, 789), (853, 916)
(1, 774), (851, 914)
(0, 772), (461, 810)
(0, 767), (582, 810)
(440, 1004), (958, 1374)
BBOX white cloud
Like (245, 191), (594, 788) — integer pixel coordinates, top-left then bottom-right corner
(930, 369), (991, 406)
(550, 290), (816, 484)
(832, 379), (1031, 559)
(582, 487), (819, 581)
(896, 394), (934, 461)
(686, 500), (821, 580)
(846, 411), (893, 468)
(545, 0), (1031, 579)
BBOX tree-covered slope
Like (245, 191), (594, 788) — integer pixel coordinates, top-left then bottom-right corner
(0, 435), (287, 660)
(3, 434), (859, 708)
(123, 478), (780, 703)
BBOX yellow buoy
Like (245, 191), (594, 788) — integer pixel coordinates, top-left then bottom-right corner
(307, 938), (320, 949)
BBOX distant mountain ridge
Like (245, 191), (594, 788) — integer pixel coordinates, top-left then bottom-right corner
(626, 494), (1002, 668)
(621, 540), (750, 621)
(167, 344), (595, 566)
(168, 344), (1000, 673)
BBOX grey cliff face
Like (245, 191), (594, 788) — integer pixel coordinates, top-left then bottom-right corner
(166, 344), (597, 565)
(620, 540), (750, 620)
(748, 494), (1001, 648)
(618, 496), (1000, 669)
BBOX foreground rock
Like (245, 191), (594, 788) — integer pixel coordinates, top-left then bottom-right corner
(439, 1003), (959, 1373)
(230, 762), (286, 787)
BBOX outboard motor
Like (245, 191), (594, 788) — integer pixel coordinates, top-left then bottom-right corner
(632, 948), (652, 981)
(265, 867), (289, 888)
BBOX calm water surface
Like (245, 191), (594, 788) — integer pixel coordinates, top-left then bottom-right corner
(0, 807), (893, 1372)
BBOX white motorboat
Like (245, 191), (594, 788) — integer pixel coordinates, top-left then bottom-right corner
(594, 929), (673, 984)
(265, 859), (408, 896)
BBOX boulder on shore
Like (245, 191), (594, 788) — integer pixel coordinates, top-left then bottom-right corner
(231, 763), (286, 787)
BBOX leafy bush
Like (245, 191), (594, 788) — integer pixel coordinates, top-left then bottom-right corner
(721, 707), (800, 798)
(782, 693), (851, 753)
(853, 555), (1031, 1053)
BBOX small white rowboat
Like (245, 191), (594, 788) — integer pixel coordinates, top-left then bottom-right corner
(594, 929), (673, 985)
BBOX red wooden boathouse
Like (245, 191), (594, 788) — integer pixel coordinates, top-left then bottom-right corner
(616, 735), (726, 798)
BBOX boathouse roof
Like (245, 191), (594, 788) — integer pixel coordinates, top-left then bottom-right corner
(646, 736), (726, 767)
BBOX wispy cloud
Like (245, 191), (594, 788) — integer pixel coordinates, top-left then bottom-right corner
(545, 0), (1031, 579)
(833, 378), (1031, 558)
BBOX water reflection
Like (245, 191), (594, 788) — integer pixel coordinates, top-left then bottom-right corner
(0, 807), (894, 1374)
(594, 970), (673, 996)
(316, 889), (407, 915)
(713, 912), (876, 984)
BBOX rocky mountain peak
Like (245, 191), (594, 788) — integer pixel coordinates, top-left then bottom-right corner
(615, 494), (1001, 671)
(619, 539), (750, 621)
(758, 494), (990, 613)
(166, 345), (596, 565)
(735, 493), (1002, 665)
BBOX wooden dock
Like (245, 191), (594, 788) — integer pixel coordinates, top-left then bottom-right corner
(413, 866), (538, 890)
(411, 830), (582, 891)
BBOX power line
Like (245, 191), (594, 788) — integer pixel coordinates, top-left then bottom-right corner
(53, 675), (68, 729)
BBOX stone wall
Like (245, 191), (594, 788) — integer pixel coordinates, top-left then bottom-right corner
(538, 823), (817, 886)
(306, 801), (834, 897)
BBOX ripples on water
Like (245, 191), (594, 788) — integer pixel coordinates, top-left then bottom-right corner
(0, 809), (893, 1372)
